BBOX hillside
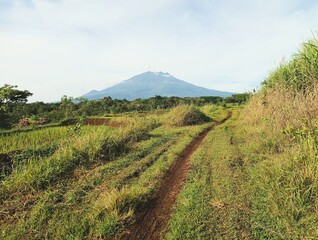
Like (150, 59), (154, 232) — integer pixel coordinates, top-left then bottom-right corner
(82, 71), (233, 100)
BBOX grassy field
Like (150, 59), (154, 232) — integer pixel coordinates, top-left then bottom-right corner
(0, 105), (230, 239)
(165, 107), (251, 239)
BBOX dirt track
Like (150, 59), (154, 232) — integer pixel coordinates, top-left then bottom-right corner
(121, 112), (232, 240)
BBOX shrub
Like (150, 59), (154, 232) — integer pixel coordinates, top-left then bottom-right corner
(165, 105), (210, 126)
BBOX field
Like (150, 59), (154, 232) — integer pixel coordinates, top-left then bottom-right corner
(0, 105), (232, 239)
(2, 37), (318, 239)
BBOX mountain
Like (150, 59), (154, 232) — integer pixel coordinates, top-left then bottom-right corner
(81, 71), (233, 100)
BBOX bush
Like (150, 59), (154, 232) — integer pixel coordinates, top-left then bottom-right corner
(165, 105), (210, 126)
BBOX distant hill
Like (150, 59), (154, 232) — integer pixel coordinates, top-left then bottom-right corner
(81, 71), (233, 100)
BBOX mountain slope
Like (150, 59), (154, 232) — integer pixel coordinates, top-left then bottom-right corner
(82, 71), (233, 100)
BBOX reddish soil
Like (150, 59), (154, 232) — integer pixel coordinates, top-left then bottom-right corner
(120, 112), (232, 240)
(83, 118), (111, 126)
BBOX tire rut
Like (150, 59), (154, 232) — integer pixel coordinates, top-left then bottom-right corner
(120, 111), (232, 240)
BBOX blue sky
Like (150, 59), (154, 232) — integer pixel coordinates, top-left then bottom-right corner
(1, 0), (318, 102)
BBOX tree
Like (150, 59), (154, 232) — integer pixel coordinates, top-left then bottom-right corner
(0, 84), (32, 110)
(60, 95), (75, 118)
(225, 93), (252, 104)
(0, 84), (33, 128)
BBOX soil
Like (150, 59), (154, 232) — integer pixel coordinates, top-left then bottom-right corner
(83, 118), (111, 126)
(120, 111), (232, 240)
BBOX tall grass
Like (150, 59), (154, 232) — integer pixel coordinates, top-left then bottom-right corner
(90, 123), (210, 238)
(240, 36), (318, 238)
(0, 117), (158, 196)
(0, 125), (114, 154)
(0, 126), (68, 153)
(0, 116), (211, 239)
(263, 38), (318, 93)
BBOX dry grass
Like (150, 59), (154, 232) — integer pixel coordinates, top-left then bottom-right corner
(243, 84), (318, 132)
(239, 84), (318, 239)
(93, 187), (135, 222)
(164, 105), (210, 127)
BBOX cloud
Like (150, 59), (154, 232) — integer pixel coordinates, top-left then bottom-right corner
(1, 0), (318, 101)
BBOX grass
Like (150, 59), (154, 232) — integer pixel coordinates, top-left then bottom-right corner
(0, 107), (221, 239)
(166, 37), (318, 239)
(233, 37), (318, 239)
(229, 106), (318, 239)
(166, 108), (251, 240)
(91, 125), (208, 238)
(4, 34), (318, 240)
(263, 38), (318, 93)
(0, 117), (158, 197)
(0, 126), (69, 154)
(164, 105), (210, 126)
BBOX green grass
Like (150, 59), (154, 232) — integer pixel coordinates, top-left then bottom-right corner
(0, 126), (69, 154)
(0, 118), (158, 197)
(263, 38), (318, 93)
(0, 108), (220, 239)
(1, 128), (175, 239)
(166, 104), (318, 239)
(166, 108), (251, 240)
(239, 36), (318, 239)
(243, 123), (318, 239)
(0, 125), (116, 154)
(3, 85), (317, 240)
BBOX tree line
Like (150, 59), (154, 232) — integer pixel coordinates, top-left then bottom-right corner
(0, 84), (251, 129)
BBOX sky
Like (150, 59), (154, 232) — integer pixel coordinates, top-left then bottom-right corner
(1, 0), (318, 102)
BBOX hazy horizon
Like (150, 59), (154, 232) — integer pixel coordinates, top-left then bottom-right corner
(1, 0), (318, 102)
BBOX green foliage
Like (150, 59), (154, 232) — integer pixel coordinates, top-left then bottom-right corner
(0, 118), (158, 195)
(225, 92), (252, 104)
(0, 84), (32, 129)
(263, 38), (318, 93)
(0, 84), (32, 108)
(3, 95), (227, 129)
(248, 121), (318, 239)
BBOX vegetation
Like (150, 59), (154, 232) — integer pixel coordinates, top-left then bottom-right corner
(0, 84), (32, 129)
(263, 38), (318, 93)
(0, 104), (227, 239)
(166, 108), (251, 239)
(239, 37), (318, 239)
(0, 91), (247, 130)
(164, 36), (318, 239)
(0, 126), (69, 153)
(2, 36), (318, 240)
(165, 105), (210, 126)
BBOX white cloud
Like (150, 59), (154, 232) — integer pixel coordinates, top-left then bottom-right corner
(1, 0), (318, 101)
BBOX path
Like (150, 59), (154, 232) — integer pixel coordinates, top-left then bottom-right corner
(121, 112), (232, 240)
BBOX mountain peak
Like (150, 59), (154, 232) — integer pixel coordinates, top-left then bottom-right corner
(147, 71), (173, 78)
